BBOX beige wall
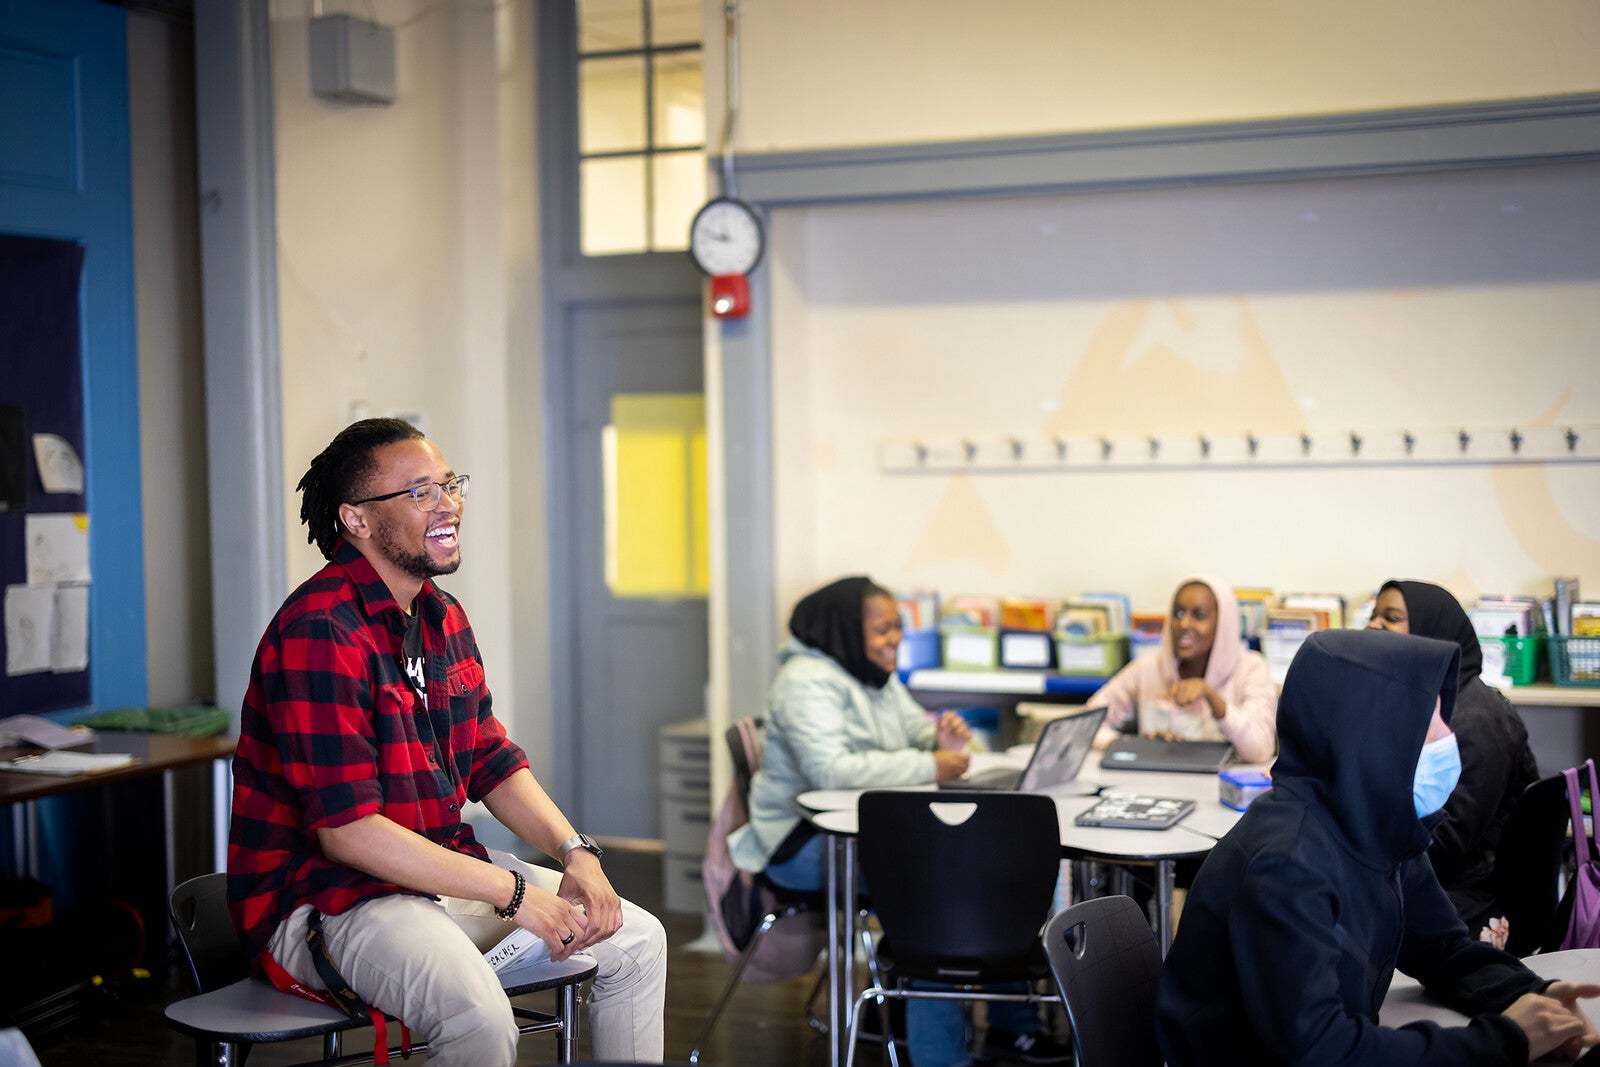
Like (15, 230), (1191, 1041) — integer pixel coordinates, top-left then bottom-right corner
(713, 0), (1600, 151)
(130, 12), (214, 706)
(268, 0), (552, 769)
(769, 164), (1600, 621)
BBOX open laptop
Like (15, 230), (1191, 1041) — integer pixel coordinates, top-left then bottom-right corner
(1099, 735), (1234, 774)
(941, 705), (1106, 793)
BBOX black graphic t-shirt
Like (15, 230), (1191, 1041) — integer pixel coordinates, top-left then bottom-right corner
(403, 610), (427, 702)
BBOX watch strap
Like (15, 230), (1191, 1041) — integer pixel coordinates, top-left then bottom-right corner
(558, 833), (603, 863)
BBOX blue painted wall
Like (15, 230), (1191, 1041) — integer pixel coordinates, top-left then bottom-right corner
(0, 0), (147, 716)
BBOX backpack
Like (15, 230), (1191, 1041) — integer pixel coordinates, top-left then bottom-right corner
(701, 718), (826, 981)
(1558, 759), (1600, 951)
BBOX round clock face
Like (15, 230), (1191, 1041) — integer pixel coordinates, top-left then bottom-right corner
(688, 197), (764, 276)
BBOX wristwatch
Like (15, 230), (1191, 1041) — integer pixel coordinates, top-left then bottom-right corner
(558, 833), (604, 864)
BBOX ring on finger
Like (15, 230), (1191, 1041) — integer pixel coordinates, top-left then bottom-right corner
(560, 932), (575, 946)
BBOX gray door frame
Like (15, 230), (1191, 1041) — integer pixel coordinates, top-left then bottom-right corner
(536, 1), (704, 811)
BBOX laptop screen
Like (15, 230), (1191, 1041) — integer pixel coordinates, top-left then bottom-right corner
(1019, 706), (1107, 792)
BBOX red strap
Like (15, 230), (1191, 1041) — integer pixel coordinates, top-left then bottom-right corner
(261, 950), (407, 1065)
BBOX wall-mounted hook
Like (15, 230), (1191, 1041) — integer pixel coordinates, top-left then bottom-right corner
(1148, 437), (1160, 460)
(913, 442), (929, 465)
(1402, 431), (1416, 456)
(1053, 437), (1068, 461)
(1099, 437), (1113, 461)
(1458, 429), (1471, 454)
(1300, 433), (1313, 457)
(1008, 438), (1024, 461)
(1246, 433), (1259, 457)
(961, 439), (977, 462)
(1509, 429), (1523, 455)
(1566, 427), (1579, 453)
(1198, 434), (1211, 459)
(1349, 432), (1363, 457)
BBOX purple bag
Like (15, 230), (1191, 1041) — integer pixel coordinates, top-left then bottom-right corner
(1558, 759), (1600, 952)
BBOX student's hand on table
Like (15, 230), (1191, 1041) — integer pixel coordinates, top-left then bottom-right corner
(554, 851), (624, 955)
(1144, 730), (1186, 743)
(513, 881), (593, 962)
(935, 711), (972, 751)
(1539, 982), (1600, 1060)
(1503, 988), (1597, 1061)
(933, 749), (970, 781)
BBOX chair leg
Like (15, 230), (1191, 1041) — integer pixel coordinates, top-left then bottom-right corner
(198, 1040), (239, 1067)
(842, 987), (887, 1067)
(803, 968), (829, 1033)
(687, 912), (783, 1063)
(557, 980), (581, 1063)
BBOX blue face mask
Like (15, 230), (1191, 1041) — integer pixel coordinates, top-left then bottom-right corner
(1413, 733), (1462, 818)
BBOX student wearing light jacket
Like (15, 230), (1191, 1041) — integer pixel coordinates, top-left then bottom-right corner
(1087, 575), (1278, 762)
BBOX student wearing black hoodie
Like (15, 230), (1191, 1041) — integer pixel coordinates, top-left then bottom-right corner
(1368, 579), (1540, 932)
(1156, 628), (1597, 1066)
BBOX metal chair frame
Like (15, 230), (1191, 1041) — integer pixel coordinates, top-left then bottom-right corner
(163, 872), (595, 1067)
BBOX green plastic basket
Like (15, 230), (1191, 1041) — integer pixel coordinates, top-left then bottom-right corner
(1490, 634), (1543, 686)
(1547, 635), (1600, 687)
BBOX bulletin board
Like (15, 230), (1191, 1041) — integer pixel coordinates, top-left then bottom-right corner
(0, 234), (91, 714)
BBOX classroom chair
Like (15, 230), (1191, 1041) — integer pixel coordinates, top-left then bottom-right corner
(690, 718), (896, 1065)
(1042, 894), (1163, 1067)
(163, 871), (596, 1067)
(1492, 773), (1576, 956)
(842, 791), (1063, 1067)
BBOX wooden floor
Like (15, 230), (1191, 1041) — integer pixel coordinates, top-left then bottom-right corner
(21, 848), (840, 1067)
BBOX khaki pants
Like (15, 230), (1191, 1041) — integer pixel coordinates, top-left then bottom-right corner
(267, 851), (666, 1066)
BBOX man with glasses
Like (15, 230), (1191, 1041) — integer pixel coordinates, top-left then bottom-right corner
(227, 418), (666, 1066)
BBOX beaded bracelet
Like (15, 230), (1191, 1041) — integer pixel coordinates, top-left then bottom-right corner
(494, 869), (526, 922)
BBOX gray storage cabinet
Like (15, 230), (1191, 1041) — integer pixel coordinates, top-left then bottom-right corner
(659, 718), (712, 913)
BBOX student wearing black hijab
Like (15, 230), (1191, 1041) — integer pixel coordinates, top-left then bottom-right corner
(727, 577), (1070, 1067)
(1156, 628), (1597, 1066)
(1369, 579), (1540, 932)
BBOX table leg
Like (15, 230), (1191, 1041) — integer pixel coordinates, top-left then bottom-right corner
(827, 832), (846, 1067)
(212, 757), (231, 872)
(1156, 859), (1176, 955)
(842, 838), (856, 1054)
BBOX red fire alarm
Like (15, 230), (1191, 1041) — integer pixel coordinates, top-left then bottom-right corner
(708, 274), (751, 319)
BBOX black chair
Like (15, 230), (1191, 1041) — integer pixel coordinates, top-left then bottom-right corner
(1042, 895), (1163, 1067)
(1492, 773), (1575, 956)
(164, 872), (596, 1067)
(842, 791), (1063, 1067)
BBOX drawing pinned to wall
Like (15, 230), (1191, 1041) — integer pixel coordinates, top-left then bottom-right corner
(905, 474), (1011, 572)
(31, 433), (83, 494)
(1042, 297), (1304, 438)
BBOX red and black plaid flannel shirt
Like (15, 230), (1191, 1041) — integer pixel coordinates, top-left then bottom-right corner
(226, 539), (529, 967)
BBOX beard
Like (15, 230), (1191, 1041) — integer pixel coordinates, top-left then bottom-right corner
(374, 516), (461, 581)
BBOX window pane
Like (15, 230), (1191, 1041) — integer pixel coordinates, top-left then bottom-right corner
(582, 156), (647, 255)
(579, 0), (642, 53)
(580, 56), (646, 154)
(651, 151), (704, 251)
(650, 0), (700, 45)
(652, 52), (704, 149)
(603, 394), (708, 598)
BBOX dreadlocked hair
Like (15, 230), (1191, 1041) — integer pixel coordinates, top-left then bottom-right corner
(297, 417), (424, 559)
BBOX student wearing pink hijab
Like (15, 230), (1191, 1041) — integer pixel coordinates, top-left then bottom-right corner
(1087, 576), (1278, 763)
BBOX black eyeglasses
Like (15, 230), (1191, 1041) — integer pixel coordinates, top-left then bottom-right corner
(349, 474), (470, 512)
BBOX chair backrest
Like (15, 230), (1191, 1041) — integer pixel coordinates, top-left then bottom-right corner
(856, 790), (1060, 984)
(724, 717), (763, 805)
(1492, 773), (1571, 956)
(1042, 895), (1163, 1067)
(169, 872), (250, 993)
